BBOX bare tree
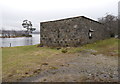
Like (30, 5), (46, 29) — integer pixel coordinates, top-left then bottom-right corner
(98, 14), (118, 37)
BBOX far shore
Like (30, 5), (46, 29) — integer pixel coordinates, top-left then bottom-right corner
(0, 36), (26, 38)
(0, 35), (32, 38)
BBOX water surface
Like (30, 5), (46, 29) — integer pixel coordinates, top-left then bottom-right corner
(0, 34), (40, 47)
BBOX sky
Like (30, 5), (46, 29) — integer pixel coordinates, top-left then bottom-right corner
(0, 0), (119, 31)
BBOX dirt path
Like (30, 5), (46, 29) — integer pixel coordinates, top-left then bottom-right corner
(20, 50), (118, 82)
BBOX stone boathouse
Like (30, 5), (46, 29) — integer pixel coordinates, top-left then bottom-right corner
(40, 16), (110, 47)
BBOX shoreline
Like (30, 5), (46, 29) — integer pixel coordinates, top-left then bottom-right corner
(0, 35), (32, 38)
(1, 44), (38, 48)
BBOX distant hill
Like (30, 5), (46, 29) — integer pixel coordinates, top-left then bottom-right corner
(0, 30), (40, 34)
(32, 31), (40, 34)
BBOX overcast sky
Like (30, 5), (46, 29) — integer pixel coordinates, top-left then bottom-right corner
(0, 0), (119, 31)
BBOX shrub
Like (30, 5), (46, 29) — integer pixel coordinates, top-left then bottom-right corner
(26, 35), (32, 37)
(56, 47), (61, 50)
(61, 48), (67, 53)
(37, 44), (43, 47)
(21, 34), (26, 36)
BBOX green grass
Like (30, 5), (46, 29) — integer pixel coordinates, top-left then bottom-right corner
(2, 38), (119, 82)
(2, 45), (61, 82)
(68, 38), (119, 56)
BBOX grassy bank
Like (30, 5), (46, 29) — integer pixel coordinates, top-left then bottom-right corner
(68, 38), (119, 56)
(2, 38), (119, 82)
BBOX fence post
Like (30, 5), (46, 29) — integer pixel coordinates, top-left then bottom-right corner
(10, 43), (11, 47)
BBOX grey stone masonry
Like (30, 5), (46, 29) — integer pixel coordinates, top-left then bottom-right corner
(40, 16), (110, 47)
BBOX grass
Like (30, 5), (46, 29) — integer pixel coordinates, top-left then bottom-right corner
(83, 38), (119, 56)
(2, 38), (119, 82)
(2, 45), (61, 82)
(68, 38), (119, 56)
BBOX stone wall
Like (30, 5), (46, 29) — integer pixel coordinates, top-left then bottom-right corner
(40, 16), (110, 47)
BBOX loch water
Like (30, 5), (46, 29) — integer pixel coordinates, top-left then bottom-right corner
(0, 34), (40, 47)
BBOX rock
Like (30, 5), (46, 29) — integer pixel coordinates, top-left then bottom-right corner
(25, 72), (28, 74)
(42, 63), (48, 65)
(43, 79), (47, 81)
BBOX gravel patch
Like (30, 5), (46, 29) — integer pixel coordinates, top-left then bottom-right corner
(20, 51), (118, 82)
